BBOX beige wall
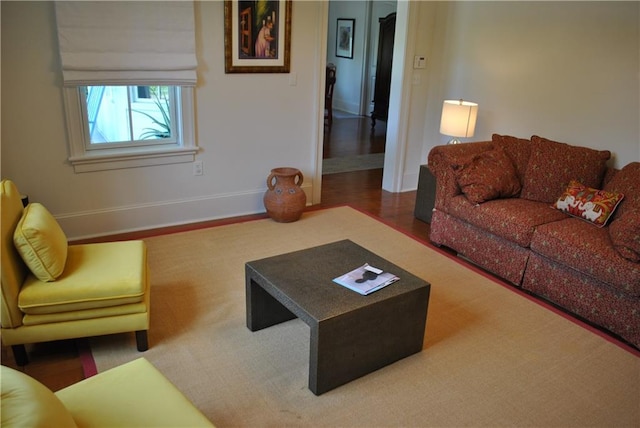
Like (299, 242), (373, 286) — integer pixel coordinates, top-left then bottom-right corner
(2, 1), (638, 239)
(2, 1), (326, 238)
(417, 1), (639, 168)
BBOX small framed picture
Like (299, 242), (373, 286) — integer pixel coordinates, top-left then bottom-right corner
(335, 18), (355, 59)
(224, 0), (292, 73)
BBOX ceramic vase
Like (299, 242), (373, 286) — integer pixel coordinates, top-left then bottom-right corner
(263, 167), (306, 223)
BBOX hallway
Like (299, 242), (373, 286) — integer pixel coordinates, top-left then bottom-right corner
(322, 111), (387, 174)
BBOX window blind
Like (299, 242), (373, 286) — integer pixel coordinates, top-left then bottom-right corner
(55, 1), (197, 86)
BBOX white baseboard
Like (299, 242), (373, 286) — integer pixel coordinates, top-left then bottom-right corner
(58, 184), (312, 241)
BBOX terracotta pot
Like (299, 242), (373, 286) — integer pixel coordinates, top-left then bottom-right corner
(263, 167), (306, 223)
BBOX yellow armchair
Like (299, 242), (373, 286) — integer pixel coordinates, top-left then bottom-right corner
(1, 358), (215, 427)
(1, 179), (150, 365)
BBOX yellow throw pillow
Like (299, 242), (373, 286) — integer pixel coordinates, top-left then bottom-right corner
(13, 203), (68, 282)
(0, 365), (77, 428)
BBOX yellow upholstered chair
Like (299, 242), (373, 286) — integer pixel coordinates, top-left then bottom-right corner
(1, 179), (150, 365)
(1, 357), (215, 427)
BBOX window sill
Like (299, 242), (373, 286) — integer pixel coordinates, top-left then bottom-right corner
(69, 146), (200, 173)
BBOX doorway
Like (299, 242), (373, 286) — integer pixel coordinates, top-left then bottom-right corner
(322, 1), (397, 177)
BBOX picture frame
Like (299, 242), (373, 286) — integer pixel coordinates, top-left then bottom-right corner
(224, 0), (291, 73)
(335, 18), (355, 59)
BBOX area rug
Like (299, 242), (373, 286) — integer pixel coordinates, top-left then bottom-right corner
(88, 206), (639, 427)
(322, 153), (384, 174)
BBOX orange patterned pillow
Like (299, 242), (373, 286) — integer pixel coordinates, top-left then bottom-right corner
(552, 180), (624, 227)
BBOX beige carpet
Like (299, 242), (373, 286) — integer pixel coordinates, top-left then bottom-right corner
(89, 206), (639, 427)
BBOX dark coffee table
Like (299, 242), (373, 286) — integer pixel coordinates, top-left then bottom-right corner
(245, 239), (430, 395)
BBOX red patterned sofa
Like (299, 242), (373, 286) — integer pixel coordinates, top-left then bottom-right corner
(428, 134), (640, 349)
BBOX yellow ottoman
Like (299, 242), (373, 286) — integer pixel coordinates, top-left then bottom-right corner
(1, 358), (214, 427)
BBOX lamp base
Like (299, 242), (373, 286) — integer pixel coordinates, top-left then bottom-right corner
(447, 138), (462, 145)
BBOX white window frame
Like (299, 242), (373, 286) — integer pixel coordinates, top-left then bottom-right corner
(63, 86), (198, 173)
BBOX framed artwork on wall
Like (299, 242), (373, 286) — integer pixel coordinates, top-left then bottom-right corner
(335, 18), (355, 59)
(224, 0), (291, 73)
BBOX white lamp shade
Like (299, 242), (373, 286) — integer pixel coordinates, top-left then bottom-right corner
(439, 100), (478, 138)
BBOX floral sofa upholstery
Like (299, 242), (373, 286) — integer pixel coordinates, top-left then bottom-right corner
(428, 134), (640, 349)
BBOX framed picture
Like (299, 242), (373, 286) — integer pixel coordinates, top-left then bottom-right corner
(335, 18), (355, 59)
(224, 0), (291, 73)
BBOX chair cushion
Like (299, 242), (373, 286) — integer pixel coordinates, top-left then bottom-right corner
(13, 203), (68, 282)
(18, 240), (147, 315)
(0, 365), (77, 428)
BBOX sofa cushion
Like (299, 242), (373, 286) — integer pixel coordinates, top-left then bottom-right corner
(0, 365), (78, 428)
(530, 218), (640, 296)
(520, 136), (610, 204)
(452, 147), (522, 204)
(552, 180), (624, 227)
(603, 162), (640, 261)
(448, 195), (568, 248)
(18, 241), (147, 315)
(491, 134), (531, 184)
(13, 203), (68, 282)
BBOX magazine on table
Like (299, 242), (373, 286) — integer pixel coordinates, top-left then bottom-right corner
(333, 263), (399, 295)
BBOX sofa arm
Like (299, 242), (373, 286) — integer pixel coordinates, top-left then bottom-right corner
(427, 141), (493, 211)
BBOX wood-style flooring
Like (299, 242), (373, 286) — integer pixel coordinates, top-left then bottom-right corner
(1, 114), (431, 391)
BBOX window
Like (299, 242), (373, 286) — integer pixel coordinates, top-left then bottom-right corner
(54, 2), (199, 173)
(86, 86), (175, 147)
(64, 85), (197, 173)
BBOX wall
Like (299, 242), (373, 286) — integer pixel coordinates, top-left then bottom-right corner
(417, 1), (639, 171)
(1, 1), (325, 239)
(326, 1), (368, 115)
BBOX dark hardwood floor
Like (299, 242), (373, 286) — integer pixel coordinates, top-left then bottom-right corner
(1, 114), (431, 391)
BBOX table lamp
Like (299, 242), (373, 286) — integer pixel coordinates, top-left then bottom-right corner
(439, 99), (478, 144)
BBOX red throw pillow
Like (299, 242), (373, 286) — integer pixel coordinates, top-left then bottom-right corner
(452, 147), (522, 204)
(552, 180), (624, 227)
(609, 208), (640, 262)
(603, 162), (640, 260)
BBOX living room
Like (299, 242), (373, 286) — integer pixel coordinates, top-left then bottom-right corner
(1, 1), (639, 426)
(2, 1), (638, 240)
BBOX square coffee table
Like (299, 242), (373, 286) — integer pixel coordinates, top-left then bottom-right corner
(245, 239), (430, 395)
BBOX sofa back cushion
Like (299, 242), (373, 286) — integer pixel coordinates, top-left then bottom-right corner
(520, 135), (611, 204)
(491, 134), (532, 185)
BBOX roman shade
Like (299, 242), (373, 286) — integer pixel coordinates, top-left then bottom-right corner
(54, 1), (197, 86)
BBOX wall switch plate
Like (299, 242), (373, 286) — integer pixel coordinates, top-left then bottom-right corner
(193, 160), (203, 176)
(413, 56), (426, 69)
